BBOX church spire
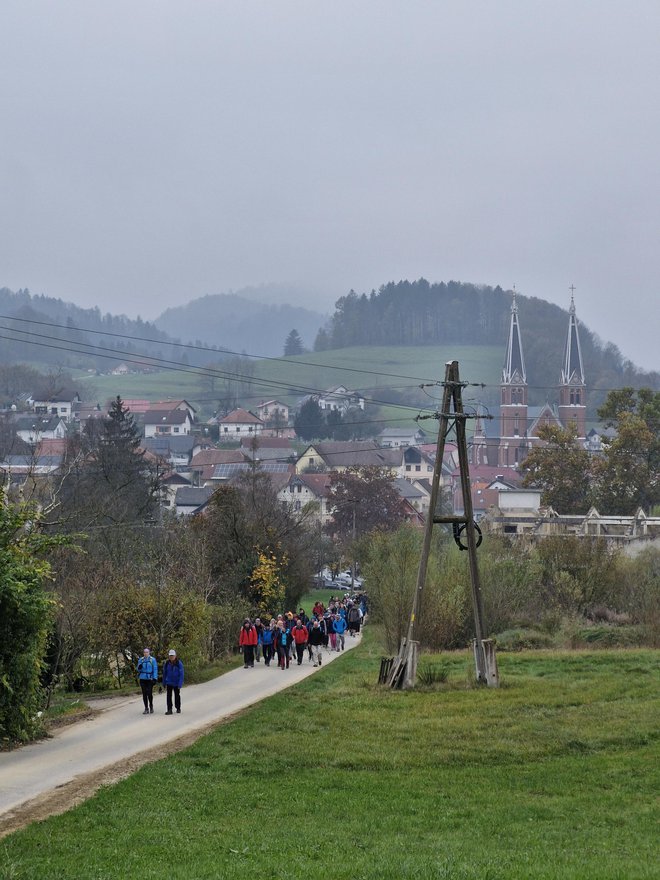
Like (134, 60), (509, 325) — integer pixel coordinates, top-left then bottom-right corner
(558, 285), (587, 439)
(560, 285), (585, 385)
(502, 288), (526, 384)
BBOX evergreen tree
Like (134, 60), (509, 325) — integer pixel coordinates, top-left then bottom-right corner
(294, 398), (326, 442)
(284, 329), (304, 356)
(59, 396), (159, 529)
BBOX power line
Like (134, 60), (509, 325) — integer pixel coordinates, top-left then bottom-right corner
(0, 312), (440, 385)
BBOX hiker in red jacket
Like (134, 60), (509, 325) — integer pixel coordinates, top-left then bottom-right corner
(291, 619), (309, 665)
(239, 619), (258, 668)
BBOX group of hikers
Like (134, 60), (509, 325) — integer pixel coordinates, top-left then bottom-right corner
(135, 595), (367, 715)
(238, 595), (366, 670)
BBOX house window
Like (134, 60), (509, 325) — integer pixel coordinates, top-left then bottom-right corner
(296, 485), (302, 493)
(405, 465), (411, 472)
(224, 427), (228, 433)
(236, 427), (240, 432)
(309, 457), (315, 465)
(415, 465), (421, 472)
(248, 426), (253, 432)
(174, 427), (180, 433)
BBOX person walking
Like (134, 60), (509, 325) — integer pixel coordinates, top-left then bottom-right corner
(332, 613), (347, 651)
(275, 620), (291, 670)
(347, 602), (361, 636)
(308, 618), (324, 667)
(239, 619), (258, 668)
(254, 617), (264, 663)
(136, 647), (158, 714)
(261, 619), (274, 666)
(291, 618), (309, 665)
(162, 649), (184, 715)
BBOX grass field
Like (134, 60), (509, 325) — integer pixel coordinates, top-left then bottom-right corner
(2, 633), (657, 880)
(75, 345), (502, 425)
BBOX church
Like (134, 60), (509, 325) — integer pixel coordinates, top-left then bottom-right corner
(471, 291), (586, 469)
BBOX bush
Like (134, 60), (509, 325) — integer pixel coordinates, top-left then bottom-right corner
(417, 661), (449, 686)
(494, 628), (555, 651)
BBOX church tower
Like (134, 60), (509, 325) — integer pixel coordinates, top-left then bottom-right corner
(558, 289), (586, 439)
(499, 291), (528, 467)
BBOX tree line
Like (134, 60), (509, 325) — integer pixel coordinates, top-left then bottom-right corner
(314, 280), (660, 413)
(521, 388), (660, 515)
(0, 397), (318, 743)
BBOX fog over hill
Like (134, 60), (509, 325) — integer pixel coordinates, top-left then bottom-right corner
(154, 286), (328, 356)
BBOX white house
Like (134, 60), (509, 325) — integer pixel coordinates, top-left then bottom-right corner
(217, 408), (264, 439)
(14, 415), (67, 444)
(316, 386), (365, 414)
(256, 400), (290, 425)
(143, 409), (193, 438)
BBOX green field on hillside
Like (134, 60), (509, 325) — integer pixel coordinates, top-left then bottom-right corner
(76, 345), (502, 425)
(3, 635), (657, 880)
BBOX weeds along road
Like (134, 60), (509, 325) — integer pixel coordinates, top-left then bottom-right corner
(0, 635), (361, 835)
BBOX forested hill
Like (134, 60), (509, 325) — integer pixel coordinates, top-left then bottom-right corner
(154, 292), (326, 357)
(0, 287), (219, 371)
(314, 280), (659, 399)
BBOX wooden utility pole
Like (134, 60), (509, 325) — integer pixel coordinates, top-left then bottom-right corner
(388, 360), (498, 689)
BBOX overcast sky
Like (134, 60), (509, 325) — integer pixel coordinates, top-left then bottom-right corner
(1, 1), (658, 370)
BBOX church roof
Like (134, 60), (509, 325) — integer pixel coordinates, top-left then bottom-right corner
(502, 292), (526, 384)
(561, 294), (585, 385)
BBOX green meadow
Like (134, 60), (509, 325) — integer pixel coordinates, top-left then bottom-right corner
(2, 633), (658, 880)
(76, 345), (502, 425)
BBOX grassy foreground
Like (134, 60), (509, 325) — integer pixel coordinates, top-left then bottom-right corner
(1, 634), (658, 880)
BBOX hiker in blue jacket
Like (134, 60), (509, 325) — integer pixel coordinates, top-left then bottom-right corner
(162, 649), (184, 714)
(137, 647), (158, 714)
(332, 614), (347, 652)
(261, 621), (274, 666)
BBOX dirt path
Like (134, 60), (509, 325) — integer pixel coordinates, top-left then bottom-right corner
(0, 636), (361, 838)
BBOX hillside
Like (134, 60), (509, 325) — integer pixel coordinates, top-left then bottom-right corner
(154, 288), (327, 357)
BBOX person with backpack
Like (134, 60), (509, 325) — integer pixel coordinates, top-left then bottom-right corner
(308, 618), (325, 667)
(291, 618), (309, 665)
(275, 619), (291, 670)
(136, 647), (158, 714)
(261, 619), (275, 666)
(162, 649), (184, 715)
(253, 617), (265, 663)
(239, 619), (258, 668)
(332, 613), (347, 651)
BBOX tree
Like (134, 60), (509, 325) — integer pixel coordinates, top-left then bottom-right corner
(284, 329), (304, 356)
(594, 388), (660, 514)
(521, 423), (592, 513)
(0, 493), (68, 742)
(58, 396), (160, 530)
(294, 398), (326, 442)
(325, 466), (408, 543)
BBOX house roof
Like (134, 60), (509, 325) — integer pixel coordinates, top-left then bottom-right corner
(144, 410), (190, 425)
(31, 382), (80, 402)
(301, 440), (401, 469)
(393, 478), (424, 500)
(243, 446), (296, 462)
(257, 399), (287, 409)
(294, 473), (332, 496)
(240, 436), (293, 449)
(149, 399), (197, 413)
(175, 486), (215, 508)
(141, 435), (199, 454)
(211, 462), (291, 480)
(191, 448), (248, 467)
(14, 415), (65, 431)
(218, 408), (263, 425)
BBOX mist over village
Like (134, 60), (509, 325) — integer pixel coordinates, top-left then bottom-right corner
(0, 4), (658, 878)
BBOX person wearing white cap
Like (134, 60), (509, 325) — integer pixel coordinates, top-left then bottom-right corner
(162, 649), (184, 714)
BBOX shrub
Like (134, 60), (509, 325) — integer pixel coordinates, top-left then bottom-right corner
(494, 628), (555, 651)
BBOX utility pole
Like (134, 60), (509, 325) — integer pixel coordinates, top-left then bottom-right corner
(388, 360), (498, 689)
